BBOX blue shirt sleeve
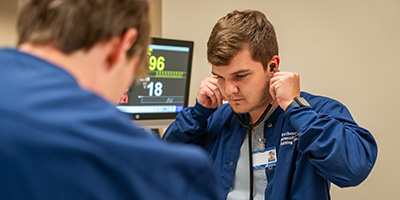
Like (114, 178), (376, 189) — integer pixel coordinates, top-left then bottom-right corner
(162, 100), (216, 144)
(285, 99), (378, 187)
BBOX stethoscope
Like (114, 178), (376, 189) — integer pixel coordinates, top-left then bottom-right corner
(233, 100), (275, 200)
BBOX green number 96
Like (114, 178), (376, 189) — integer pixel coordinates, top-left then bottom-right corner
(149, 56), (165, 71)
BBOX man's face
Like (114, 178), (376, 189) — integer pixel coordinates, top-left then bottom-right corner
(212, 48), (273, 114)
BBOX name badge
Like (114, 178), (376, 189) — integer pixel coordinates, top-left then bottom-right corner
(252, 147), (277, 170)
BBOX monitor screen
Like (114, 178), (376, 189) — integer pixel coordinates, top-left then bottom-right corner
(116, 37), (193, 126)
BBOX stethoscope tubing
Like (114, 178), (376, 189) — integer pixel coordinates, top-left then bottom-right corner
(233, 100), (275, 200)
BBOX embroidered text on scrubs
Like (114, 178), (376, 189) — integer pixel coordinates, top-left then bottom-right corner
(280, 132), (299, 146)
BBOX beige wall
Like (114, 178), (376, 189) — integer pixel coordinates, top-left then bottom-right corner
(0, 0), (18, 46)
(162, 0), (400, 199)
(149, 0), (162, 37)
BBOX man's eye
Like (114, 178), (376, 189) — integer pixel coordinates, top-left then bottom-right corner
(236, 74), (248, 78)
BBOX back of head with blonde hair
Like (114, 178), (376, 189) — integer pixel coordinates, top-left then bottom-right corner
(17, 0), (151, 78)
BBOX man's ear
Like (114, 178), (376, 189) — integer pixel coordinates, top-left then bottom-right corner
(107, 28), (138, 69)
(269, 55), (280, 71)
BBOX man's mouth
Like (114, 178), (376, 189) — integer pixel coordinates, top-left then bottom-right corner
(229, 98), (244, 102)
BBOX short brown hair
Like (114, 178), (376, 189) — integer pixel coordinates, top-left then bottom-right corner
(17, 0), (151, 78)
(207, 10), (278, 69)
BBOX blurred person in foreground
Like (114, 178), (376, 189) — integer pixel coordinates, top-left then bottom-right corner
(163, 10), (377, 200)
(0, 0), (222, 199)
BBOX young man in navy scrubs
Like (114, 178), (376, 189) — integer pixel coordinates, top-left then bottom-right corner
(0, 0), (222, 199)
(163, 10), (378, 200)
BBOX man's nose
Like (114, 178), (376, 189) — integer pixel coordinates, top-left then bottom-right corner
(225, 80), (239, 96)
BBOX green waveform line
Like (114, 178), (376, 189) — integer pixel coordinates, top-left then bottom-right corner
(149, 70), (187, 79)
